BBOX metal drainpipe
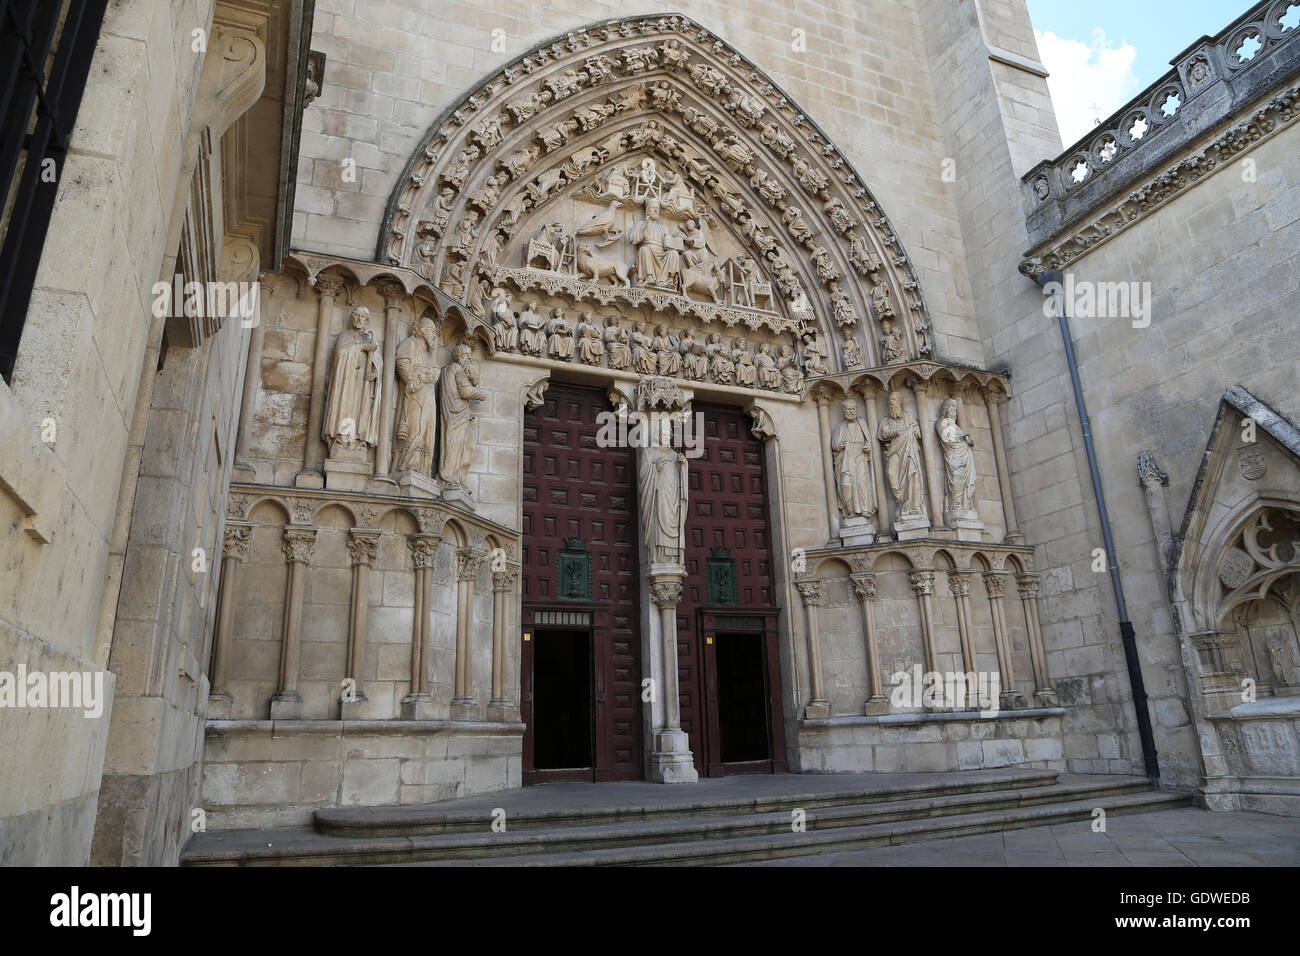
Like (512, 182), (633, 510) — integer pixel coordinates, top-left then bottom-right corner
(1036, 269), (1160, 780)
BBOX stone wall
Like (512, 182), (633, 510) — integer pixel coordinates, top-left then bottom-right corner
(988, 16), (1300, 787)
(0, 0), (217, 866)
(202, 720), (521, 828)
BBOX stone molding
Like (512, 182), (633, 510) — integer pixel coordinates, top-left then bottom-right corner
(225, 482), (517, 557)
(802, 539), (1035, 578)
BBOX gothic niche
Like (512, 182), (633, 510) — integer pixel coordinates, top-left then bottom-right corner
(1216, 509), (1300, 698)
(382, 14), (937, 385)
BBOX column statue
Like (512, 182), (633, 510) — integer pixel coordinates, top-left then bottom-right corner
(438, 343), (486, 490)
(323, 306), (383, 453)
(393, 316), (441, 477)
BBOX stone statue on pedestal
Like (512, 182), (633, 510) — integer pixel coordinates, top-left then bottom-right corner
(323, 306), (383, 453)
(638, 419), (689, 567)
(833, 399), (876, 520)
(438, 343), (486, 490)
(878, 390), (928, 526)
(393, 316), (441, 476)
(936, 397), (978, 519)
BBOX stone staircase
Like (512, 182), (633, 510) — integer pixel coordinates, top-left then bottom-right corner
(181, 770), (1192, 866)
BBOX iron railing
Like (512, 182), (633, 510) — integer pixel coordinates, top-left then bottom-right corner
(0, 0), (108, 381)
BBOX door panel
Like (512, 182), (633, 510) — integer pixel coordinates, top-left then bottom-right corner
(682, 404), (785, 775)
(522, 383), (642, 782)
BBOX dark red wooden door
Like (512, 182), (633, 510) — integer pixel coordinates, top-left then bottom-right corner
(680, 403), (785, 775)
(521, 383), (642, 782)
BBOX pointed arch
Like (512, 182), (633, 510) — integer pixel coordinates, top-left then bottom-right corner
(379, 13), (933, 373)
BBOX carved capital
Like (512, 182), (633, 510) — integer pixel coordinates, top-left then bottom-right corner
(650, 580), (684, 608)
(1015, 573), (1041, 599)
(281, 528), (317, 565)
(948, 570), (973, 598)
(456, 547), (488, 582)
(415, 509), (448, 535)
(222, 523), (251, 561)
(375, 278), (406, 306)
(492, 566), (519, 592)
(408, 533), (441, 569)
(850, 572), (876, 602)
(314, 273), (344, 299)
(909, 570), (935, 596)
(795, 580), (821, 607)
(347, 529), (380, 567)
(983, 572), (1007, 599)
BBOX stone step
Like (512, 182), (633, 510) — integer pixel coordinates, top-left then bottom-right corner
(404, 788), (1195, 867)
(313, 767), (1062, 837)
(180, 775), (1183, 866)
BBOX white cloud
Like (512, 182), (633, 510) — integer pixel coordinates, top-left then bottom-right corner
(1035, 28), (1142, 149)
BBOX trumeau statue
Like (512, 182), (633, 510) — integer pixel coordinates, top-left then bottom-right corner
(936, 398), (978, 518)
(323, 306), (383, 452)
(638, 416), (689, 567)
(878, 390), (928, 520)
(438, 343), (486, 489)
(833, 399), (876, 520)
(394, 316), (441, 477)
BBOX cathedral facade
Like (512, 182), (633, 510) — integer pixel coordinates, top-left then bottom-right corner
(1, 0), (1297, 865)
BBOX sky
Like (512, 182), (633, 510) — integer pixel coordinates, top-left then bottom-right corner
(1025, 0), (1276, 147)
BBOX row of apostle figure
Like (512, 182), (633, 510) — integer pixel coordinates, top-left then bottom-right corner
(321, 306), (485, 490)
(489, 287), (825, 393)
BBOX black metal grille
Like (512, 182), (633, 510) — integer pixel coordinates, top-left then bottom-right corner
(0, 0), (108, 382)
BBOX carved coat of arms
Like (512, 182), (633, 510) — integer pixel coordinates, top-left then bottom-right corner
(1236, 443), (1266, 480)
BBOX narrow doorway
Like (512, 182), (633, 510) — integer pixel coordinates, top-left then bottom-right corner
(530, 628), (594, 772)
(715, 632), (771, 765)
